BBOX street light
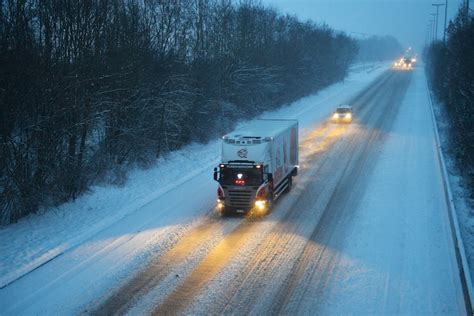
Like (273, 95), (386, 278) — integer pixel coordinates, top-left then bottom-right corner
(426, 21), (433, 45)
(430, 13), (437, 43)
(443, 0), (448, 43)
(432, 3), (445, 41)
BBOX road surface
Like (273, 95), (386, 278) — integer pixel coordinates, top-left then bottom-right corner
(91, 68), (465, 314)
(0, 66), (465, 315)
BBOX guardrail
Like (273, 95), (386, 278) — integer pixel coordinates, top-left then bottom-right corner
(425, 68), (474, 315)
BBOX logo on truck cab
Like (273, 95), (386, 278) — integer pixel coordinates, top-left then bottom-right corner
(237, 148), (248, 158)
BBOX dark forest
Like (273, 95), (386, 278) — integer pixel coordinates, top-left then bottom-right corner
(0, 0), (359, 224)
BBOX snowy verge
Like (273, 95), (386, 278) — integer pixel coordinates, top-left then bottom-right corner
(0, 62), (388, 290)
(425, 67), (474, 314)
(349, 62), (382, 74)
(0, 143), (220, 288)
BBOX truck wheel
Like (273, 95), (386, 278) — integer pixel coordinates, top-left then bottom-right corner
(286, 176), (293, 193)
(266, 197), (274, 213)
(291, 167), (298, 176)
(220, 206), (232, 217)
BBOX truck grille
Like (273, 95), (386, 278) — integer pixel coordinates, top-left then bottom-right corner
(226, 188), (255, 209)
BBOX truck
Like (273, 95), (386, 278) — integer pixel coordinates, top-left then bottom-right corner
(213, 119), (299, 215)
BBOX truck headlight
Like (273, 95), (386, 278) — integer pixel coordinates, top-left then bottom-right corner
(255, 200), (266, 210)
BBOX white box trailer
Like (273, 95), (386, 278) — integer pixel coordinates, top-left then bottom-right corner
(213, 119), (298, 214)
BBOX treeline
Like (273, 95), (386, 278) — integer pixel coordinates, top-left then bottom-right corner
(0, 0), (358, 224)
(356, 35), (403, 62)
(425, 7), (474, 197)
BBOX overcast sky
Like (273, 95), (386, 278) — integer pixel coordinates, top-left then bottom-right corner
(261, 0), (465, 53)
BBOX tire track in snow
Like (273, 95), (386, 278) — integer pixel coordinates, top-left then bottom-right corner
(92, 70), (403, 315)
(150, 69), (393, 314)
(91, 215), (239, 315)
(203, 72), (408, 315)
(272, 72), (412, 315)
(154, 124), (350, 314)
(92, 99), (351, 314)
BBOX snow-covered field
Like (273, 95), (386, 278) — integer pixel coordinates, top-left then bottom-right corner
(0, 63), (388, 313)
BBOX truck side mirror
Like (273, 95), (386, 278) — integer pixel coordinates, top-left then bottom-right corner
(213, 167), (218, 181)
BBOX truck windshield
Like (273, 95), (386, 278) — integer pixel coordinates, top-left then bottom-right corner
(220, 167), (262, 186)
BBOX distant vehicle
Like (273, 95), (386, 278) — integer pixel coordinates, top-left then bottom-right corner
(393, 56), (414, 70)
(332, 105), (353, 123)
(403, 57), (413, 68)
(213, 119), (299, 215)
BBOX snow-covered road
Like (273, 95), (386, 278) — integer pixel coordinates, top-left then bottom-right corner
(0, 64), (466, 315)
